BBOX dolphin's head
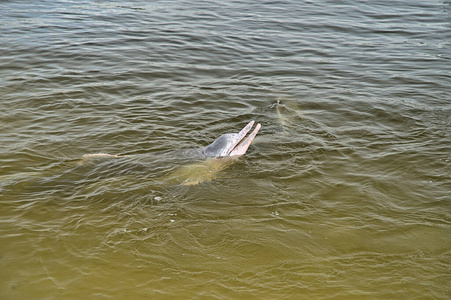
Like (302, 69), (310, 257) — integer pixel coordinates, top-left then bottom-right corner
(203, 121), (261, 158)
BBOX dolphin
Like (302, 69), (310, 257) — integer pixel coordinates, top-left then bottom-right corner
(81, 120), (261, 160)
(80, 121), (261, 185)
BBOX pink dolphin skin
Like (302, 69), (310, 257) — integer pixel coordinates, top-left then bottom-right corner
(203, 120), (261, 157)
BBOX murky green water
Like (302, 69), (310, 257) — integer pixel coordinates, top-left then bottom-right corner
(1, 0), (450, 299)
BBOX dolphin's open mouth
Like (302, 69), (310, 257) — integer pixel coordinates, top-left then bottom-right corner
(229, 121), (261, 156)
(203, 120), (261, 158)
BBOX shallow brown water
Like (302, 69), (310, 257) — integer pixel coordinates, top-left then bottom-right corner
(1, 0), (450, 299)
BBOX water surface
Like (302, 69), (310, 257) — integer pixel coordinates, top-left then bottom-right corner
(1, 0), (450, 299)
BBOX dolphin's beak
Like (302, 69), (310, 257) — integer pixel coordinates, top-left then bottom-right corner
(229, 121), (261, 156)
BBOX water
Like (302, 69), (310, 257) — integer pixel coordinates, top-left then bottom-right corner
(1, 0), (450, 298)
